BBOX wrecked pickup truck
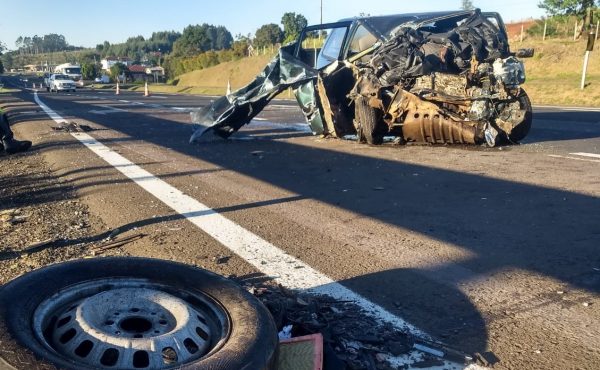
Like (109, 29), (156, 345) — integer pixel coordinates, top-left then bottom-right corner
(191, 9), (533, 147)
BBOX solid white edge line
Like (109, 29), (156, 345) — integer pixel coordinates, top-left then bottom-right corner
(570, 152), (600, 159)
(33, 92), (427, 339)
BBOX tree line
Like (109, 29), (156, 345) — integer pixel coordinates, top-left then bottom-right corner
(2, 11), (310, 79)
(14, 34), (81, 54)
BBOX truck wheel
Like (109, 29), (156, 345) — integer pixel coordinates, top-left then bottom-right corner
(507, 92), (532, 143)
(355, 96), (386, 145)
(0, 257), (278, 370)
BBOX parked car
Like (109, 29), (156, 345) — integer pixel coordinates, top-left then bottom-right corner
(46, 74), (77, 93)
(192, 9), (533, 147)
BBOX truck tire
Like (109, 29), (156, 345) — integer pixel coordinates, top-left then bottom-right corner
(507, 92), (532, 143)
(0, 257), (278, 370)
(355, 96), (386, 145)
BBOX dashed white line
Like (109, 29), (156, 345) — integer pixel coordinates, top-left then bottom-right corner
(570, 152), (600, 159)
(548, 154), (600, 163)
(33, 92), (427, 338)
(534, 105), (600, 112)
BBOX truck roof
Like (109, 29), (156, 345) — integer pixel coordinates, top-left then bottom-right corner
(339, 10), (475, 38)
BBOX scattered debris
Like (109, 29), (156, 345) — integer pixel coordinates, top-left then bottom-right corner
(52, 122), (95, 132)
(213, 255), (231, 265)
(92, 233), (145, 254)
(0, 209), (28, 227)
(235, 279), (474, 369)
(279, 324), (294, 340)
(107, 228), (121, 240)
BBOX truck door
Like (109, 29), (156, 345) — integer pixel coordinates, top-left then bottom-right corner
(292, 22), (351, 134)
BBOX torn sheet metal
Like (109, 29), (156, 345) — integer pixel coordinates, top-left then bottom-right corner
(190, 44), (318, 142)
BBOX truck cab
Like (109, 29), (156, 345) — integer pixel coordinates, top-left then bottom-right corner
(54, 63), (83, 87)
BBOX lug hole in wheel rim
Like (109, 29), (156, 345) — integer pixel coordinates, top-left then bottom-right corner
(59, 328), (76, 344)
(74, 340), (94, 357)
(100, 348), (119, 366)
(120, 317), (152, 333)
(158, 319), (167, 325)
(184, 338), (199, 354)
(133, 350), (149, 368)
(57, 316), (71, 328)
(196, 326), (208, 341)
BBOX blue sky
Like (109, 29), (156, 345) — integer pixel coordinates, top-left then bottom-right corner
(0, 0), (545, 50)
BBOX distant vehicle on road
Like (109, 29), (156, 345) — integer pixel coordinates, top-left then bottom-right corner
(54, 63), (84, 87)
(94, 75), (110, 84)
(47, 74), (77, 93)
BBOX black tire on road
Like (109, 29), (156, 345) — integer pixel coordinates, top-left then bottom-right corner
(507, 92), (533, 143)
(355, 96), (386, 145)
(0, 257), (278, 370)
(45, 87), (49, 92)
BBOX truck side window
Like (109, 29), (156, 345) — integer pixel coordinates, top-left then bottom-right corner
(317, 27), (348, 69)
(348, 25), (378, 56)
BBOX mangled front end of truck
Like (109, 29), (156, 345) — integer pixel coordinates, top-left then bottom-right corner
(326, 11), (532, 146)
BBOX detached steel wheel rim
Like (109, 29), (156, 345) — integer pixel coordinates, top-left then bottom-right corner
(32, 278), (230, 369)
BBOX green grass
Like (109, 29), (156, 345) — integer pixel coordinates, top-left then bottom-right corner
(0, 88), (20, 94)
(517, 38), (600, 106)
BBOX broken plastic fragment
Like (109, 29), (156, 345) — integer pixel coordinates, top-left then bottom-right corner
(278, 324), (293, 340)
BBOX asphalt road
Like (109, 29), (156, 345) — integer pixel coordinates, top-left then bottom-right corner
(2, 75), (600, 369)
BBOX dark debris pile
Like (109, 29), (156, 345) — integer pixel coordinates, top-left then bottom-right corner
(231, 276), (465, 370)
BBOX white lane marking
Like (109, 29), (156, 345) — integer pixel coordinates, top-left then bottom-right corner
(171, 107), (196, 112)
(548, 154), (600, 163)
(570, 152), (600, 159)
(268, 104), (298, 110)
(150, 95), (168, 99)
(33, 92), (426, 338)
(249, 120), (313, 133)
(534, 105), (600, 112)
(119, 99), (130, 103)
(89, 105), (127, 115)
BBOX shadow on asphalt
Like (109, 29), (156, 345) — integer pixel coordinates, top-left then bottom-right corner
(4, 89), (600, 356)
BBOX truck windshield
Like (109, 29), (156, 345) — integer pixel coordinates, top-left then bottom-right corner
(64, 68), (81, 74)
(55, 75), (70, 80)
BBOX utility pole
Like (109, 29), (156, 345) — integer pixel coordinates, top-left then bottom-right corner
(320, 0), (323, 25)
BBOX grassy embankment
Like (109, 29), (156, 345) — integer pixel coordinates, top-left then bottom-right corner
(145, 39), (599, 107)
(129, 54), (274, 95)
(519, 39), (600, 106)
